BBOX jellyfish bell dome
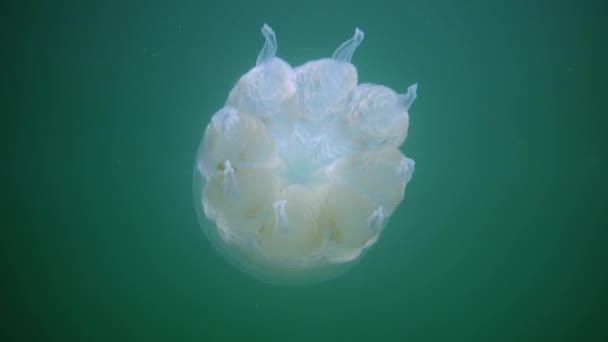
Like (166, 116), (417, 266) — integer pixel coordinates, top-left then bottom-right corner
(193, 24), (418, 285)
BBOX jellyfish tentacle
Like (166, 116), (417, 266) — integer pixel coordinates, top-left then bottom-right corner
(256, 23), (277, 66)
(399, 158), (416, 184)
(272, 200), (288, 233)
(399, 83), (418, 111)
(367, 206), (384, 233)
(363, 206), (385, 248)
(221, 160), (237, 196)
(331, 28), (365, 62)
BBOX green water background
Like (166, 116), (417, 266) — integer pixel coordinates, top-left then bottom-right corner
(5, 0), (607, 340)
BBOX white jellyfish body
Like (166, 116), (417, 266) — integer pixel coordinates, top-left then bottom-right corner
(193, 24), (418, 284)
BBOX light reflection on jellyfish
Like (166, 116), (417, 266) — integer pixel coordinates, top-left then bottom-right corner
(193, 24), (418, 284)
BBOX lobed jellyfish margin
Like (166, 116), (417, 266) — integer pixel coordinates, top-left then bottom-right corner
(193, 24), (418, 285)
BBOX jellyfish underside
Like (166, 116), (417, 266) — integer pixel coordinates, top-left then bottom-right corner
(193, 24), (417, 284)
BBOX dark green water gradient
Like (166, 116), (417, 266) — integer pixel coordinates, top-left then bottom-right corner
(5, 0), (607, 340)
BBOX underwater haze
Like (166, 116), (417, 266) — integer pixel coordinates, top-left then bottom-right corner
(5, 0), (607, 341)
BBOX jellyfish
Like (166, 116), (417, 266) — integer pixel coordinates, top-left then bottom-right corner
(193, 24), (418, 284)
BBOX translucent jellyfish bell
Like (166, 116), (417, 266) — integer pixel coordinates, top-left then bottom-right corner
(193, 24), (418, 285)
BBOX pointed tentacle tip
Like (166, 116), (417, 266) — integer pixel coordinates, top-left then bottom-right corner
(331, 27), (365, 62)
(398, 83), (418, 110)
(409, 83), (418, 93)
(256, 23), (277, 66)
(261, 23), (275, 40)
(407, 83), (418, 98)
(261, 23), (271, 33)
(353, 27), (365, 42)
